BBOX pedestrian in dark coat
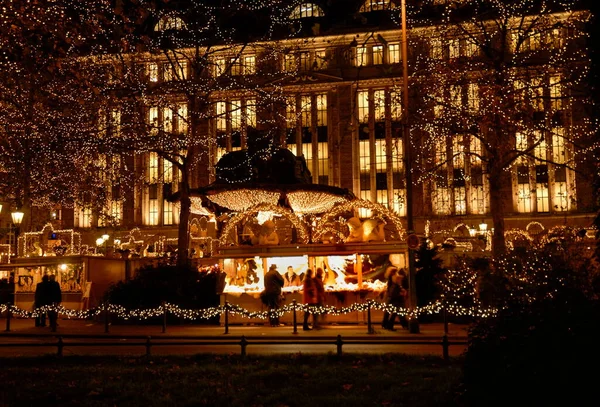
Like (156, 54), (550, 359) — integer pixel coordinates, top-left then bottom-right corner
(261, 264), (284, 326)
(313, 268), (326, 329)
(382, 267), (398, 330)
(47, 274), (62, 332)
(383, 269), (408, 331)
(302, 269), (319, 330)
(34, 275), (50, 327)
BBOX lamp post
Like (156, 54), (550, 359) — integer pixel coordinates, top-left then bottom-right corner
(400, 0), (419, 333)
(97, 234), (110, 255)
(96, 237), (105, 255)
(11, 210), (24, 257)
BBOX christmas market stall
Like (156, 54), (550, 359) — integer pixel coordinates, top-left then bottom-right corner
(193, 147), (409, 324)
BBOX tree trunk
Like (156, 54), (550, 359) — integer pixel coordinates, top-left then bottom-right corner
(176, 166), (191, 268)
(488, 168), (507, 257)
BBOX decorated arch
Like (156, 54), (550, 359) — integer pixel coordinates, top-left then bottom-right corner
(313, 199), (405, 243)
(219, 203), (310, 246)
(504, 228), (534, 250)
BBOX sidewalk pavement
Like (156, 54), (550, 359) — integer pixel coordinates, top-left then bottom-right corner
(1, 317), (469, 338)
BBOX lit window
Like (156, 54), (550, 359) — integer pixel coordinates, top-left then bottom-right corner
(149, 152), (159, 182)
(462, 37), (478, 57)
(357, 90), (369, 123)
(430, 38), (443, 59)
(552, 128), (566, 164)
(299, 51), (311, 71)
(316, 94), (327, 126)
(286, 96), (297, 129)
(176, 104), (188, 134)
(230, 57), (243, 76)
(163, 62), (187, 81)
(531, 77), (544, 111)
(108, 200), (122, 224)
(388, 43), (401, 64)
(450, 85), (461, 110)
(448, 38), (460, 59)
(300, 95), (311, 127)
(284, 54), (297, 72)
(245, 99), (256, 128)
(77, 206), (92, 228)
(550, 75), (562, 110)
(512, 29), (542, 52)
(215, 58), (226, 76)
(148, 199), (159, 226)
(356, 47), (368, 67)
(372, 45), (383, 65)
(231, 100), (242, 130)
(149, 107), (159, 136)
(359, 0), (398, 12)
(314, 50), (327, 69)
(356, 88), (407, 214)
(467, 83), (479, 111)
(289, 3), (325, 19)
(154, 15), (187, 31)
(390, 90), (401, 120)
(216, 102), (227, 132)
(148, 63), (159, 82)
(374, 90), (385, 121)
(244, 55), (256, 75)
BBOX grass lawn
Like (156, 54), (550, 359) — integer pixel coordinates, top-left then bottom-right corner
(0, 353), (464, 407)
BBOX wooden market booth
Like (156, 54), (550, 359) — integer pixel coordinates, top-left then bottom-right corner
(217, 241), (409, 325)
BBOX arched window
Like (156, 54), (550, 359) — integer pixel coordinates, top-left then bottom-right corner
(289, 3), (325, 19)
(359, 0), (398, 12)
(154, 14), (187, 31)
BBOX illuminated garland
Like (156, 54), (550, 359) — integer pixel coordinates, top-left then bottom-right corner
(0, 299), (497, 322)
(313, 199), (406, 243)
(21, 223), (82, 257)
(219, 202), (309, 246)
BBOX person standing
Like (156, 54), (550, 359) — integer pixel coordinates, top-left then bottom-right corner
(302, 269), (318, 330)
(384, 269), (408, 331)
(47, 274), (62, 332)
(34, 275), (50, 327)
(261, 264), (284, 326)
(283, 266), (301, 287)
(382, 267), (398, 330)
(313, 268), (326, 329)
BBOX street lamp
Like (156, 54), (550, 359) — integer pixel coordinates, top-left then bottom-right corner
(97, 234), (109, 255)
(400, 0), (419, 333)
(11, 210), (24, 257)
(96, 237), (105, 254)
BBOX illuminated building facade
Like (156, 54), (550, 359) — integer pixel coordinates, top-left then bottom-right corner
(3, 0), (596, 265)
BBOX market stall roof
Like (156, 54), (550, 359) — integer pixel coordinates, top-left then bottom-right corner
(213, 241), (408, 258)
(194, 182), (355, 214)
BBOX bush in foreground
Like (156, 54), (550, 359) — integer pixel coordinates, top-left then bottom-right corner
(461, 246), (600, 406)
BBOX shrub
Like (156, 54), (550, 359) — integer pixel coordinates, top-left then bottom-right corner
(103, 264), (225, 324)
(461, 246), (600, 406)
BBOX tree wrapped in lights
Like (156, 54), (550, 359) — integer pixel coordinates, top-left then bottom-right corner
(88, 0), (303, 265)
(411, 0), (596, 257)
(0, 0), (127, 229)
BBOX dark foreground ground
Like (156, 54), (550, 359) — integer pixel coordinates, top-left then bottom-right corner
(0, 354), (464, 407)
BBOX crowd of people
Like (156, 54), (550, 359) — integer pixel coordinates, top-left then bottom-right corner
(260, 264), (408, 330)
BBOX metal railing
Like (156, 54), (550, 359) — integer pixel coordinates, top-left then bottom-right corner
(2, 300), (467, 360)
(0, 333), (467, 359)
